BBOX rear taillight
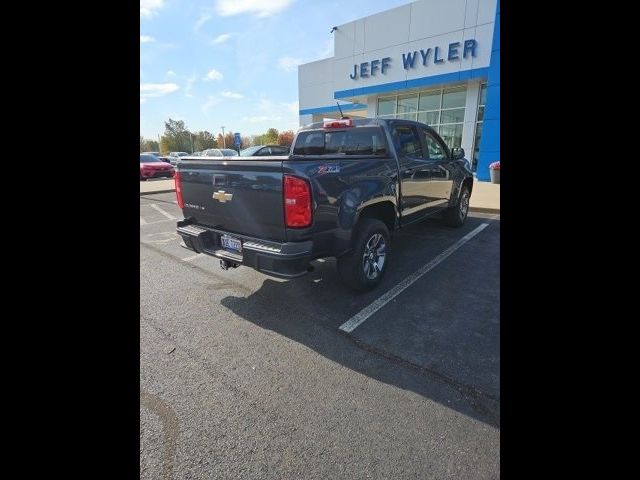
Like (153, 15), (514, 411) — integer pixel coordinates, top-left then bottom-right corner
(284, 175), (312, 228)
(175, 171), (184, 209)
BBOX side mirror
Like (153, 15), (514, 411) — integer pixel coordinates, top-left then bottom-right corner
(451, 147), (465, 160)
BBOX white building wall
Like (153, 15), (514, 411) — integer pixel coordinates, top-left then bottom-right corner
(461, 79), (481, 161)
(298, 0), (498, 147)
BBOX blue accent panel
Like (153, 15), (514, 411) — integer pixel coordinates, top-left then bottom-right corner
(477, 0), (500, 182)
(484, 83), (500, 120)
(299, 103), (368, 115)
(334, 68), (489, 99)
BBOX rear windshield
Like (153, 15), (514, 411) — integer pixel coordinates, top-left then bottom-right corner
(293, 127), (387, 156)
(140, 154), (160, 163)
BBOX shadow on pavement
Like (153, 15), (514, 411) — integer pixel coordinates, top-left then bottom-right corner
(220, 215), (500, 427)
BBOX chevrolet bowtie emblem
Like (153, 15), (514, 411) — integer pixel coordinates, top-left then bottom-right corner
(212, 190), (233, 203)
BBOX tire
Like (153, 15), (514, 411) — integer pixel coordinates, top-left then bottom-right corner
(444, 184), (470, 227)
(337, 218), (390, 292)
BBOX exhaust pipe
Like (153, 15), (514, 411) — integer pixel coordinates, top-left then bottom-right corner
(220, 259), (239, 271)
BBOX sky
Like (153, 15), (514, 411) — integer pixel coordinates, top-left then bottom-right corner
(140, 0), (413, 140)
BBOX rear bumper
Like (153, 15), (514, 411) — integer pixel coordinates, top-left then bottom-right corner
(142, 170), (174, 179)
(176, 219), (313, 279)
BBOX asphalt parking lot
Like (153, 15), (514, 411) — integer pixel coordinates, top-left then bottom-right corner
(140, 191), (500, 479)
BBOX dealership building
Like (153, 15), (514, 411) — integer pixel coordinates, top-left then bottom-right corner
(298, 0), (500, 181)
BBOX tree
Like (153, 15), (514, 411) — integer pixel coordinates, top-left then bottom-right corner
(161, 118), (192, 152)
(277, 130), (295, 146)
(241, 136), (253, 149)
(192, 131), (217, 151)
(216, 132), (236, 150)
(140, 138), (159, 152)
(264, 128), (279, 145)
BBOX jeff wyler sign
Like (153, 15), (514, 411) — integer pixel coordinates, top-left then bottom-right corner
(348, 39), (477, 80)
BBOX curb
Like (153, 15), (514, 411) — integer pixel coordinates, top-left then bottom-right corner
(140, 189), (175, 196)
(469, 207), (500, 214)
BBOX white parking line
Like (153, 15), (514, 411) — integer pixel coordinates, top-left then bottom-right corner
(338, 223), (490, 334)
(181, 253), (203, 262)
(140, 218), (177, 226)
(149, 204), (177, 220)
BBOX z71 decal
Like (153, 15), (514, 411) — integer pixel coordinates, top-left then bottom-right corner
(317, 164), (340, 175)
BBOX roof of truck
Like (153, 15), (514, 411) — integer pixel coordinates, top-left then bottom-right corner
(299, 117), (432, 131)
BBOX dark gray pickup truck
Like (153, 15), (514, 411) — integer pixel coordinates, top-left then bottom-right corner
(175, 118), (473, 291)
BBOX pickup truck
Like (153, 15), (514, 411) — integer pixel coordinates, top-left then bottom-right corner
(175, 118), (473, 291)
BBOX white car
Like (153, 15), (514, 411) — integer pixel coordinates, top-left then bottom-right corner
(167, 151), (190, 166)
(201, 148), (239, 157)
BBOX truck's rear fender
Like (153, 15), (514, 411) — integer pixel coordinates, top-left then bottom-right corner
(282, 158), (398, 256)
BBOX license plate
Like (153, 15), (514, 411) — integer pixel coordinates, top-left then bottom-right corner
(220, 234), (242, 252)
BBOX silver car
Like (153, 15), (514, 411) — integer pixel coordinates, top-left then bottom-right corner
(201, 148), (239, 157)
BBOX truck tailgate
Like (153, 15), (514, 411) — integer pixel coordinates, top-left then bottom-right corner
(178, 157), (287, 242)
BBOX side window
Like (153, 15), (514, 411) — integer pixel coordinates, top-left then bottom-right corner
(422, 130), (447, 161)
(272, 146), (290, 155)
(393, 125), (423, 158)
(259, 147), (271, 156)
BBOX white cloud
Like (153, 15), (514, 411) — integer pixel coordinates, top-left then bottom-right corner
(140, 98), (147, 104)
(194, 13), (213, 32)
(212, 33), (232, 44)
(284, 101), (299, 115)
(220, 90), (244, 99)
(203, 69), (223, 81)
(202, 96), (221, 112)
(215, 0), (294, 17)
(278, 56), (302, 72)
(140, 0), (164, 18)
(140, 83), (179, 99)
(166, 70), (176, 76)
(140, 35), (156, 43)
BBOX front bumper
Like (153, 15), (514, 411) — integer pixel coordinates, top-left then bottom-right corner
(176, 219), (313, 279)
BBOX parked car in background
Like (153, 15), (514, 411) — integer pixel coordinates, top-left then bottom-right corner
(192, 151), (203, 156)
(167, 151), (191, 166)
(239, 145), (290, 157)
(201, 148), (239, 157)
(140, 153), (175, 181)
(141, 151), (170, 163)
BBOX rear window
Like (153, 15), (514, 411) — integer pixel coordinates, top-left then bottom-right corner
(293, 127), (387, 156)
(140, 154), (159, 163)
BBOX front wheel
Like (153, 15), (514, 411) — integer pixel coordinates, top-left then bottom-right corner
(337, 218), (390, 292)
(444, 184), (470, 227)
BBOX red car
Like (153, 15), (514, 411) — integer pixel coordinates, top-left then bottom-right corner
(140, 154), (175, 181)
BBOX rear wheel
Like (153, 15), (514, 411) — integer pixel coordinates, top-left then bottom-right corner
(337, 218), (390, 292)
(444, 184), (470, 227)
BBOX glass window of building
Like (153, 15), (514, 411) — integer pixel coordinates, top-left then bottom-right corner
(377, 97), (396, 117)
(376, 85), (467, 150)
(396, 94), (418, 120)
